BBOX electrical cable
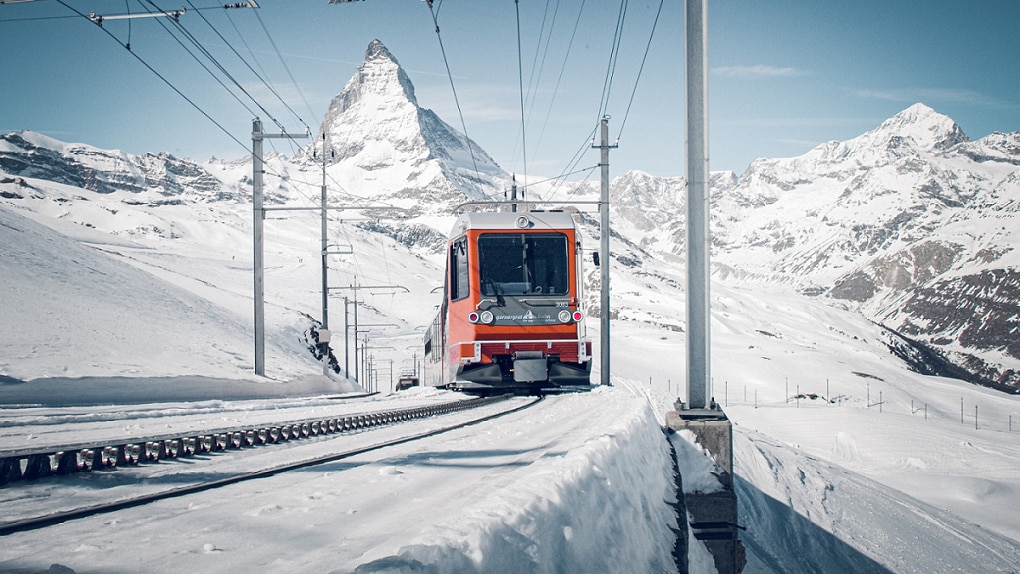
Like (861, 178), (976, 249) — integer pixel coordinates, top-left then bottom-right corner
(53, 0), (249, 153)
(596, 0), (629, 121)
(514, 0), (527, 187)
(135, 0), (265, 123)
(424, 0), (481, 180)
(617, 0), (663, 140)
(252, 8), (316, 130)
(185, 0), (311, 135)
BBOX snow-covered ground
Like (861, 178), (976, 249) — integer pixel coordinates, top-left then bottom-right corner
(3, 190), (1020, 572)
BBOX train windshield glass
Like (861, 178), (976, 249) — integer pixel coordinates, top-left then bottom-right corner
(478, 233), (569, 296)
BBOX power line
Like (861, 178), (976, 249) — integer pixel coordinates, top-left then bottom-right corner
(186, 0), (312, 135)
(53, 0), (249, 152)
(597, 0), (629, 121)
(514, 0), (527, 185)
(425, 0), (482, 180)
(252, 8), (315, 131)
(617, 0), (664, 140)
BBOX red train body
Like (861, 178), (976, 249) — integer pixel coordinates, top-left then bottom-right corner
(424, 211), (593, 392)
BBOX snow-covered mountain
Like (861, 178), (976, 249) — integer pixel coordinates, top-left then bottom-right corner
(296, 39), (505, 209)
(4, 39), (1020, 573)
(576, 104), (1019, 391)
(1, 38), (1017, 393)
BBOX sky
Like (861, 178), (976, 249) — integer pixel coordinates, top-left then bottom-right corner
(1, 0), (1019, 177)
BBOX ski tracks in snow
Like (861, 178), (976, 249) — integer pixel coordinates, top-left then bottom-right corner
(734, 427), (1020, 573)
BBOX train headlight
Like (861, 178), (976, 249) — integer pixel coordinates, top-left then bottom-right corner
(558, 310), (572, 323)
(479, 310), (495, 324)
(467, 311), (480, 323)
(572, 310), (584, 322)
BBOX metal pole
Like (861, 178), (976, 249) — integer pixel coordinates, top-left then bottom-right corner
(250, 120), (306, 377)
(353, 293), (360, 384)
(596, 116), (616, 386)
(320, 134), (329, 375)
(252, 119), (266, 377)
(685, 0), (710, 409)
(344, 297), (350, 378)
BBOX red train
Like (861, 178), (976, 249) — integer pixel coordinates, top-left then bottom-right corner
(423, 211), (593, 393)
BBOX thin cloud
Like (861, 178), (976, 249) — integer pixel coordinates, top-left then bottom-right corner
(712, 65), (808, 79)
(852, 87), (1008, 108)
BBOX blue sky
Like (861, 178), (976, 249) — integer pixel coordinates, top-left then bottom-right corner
(1, 0), (1017, 177)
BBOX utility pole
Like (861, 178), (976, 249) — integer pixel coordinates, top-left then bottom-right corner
(252, 118), (306, 376)
(509, 175), (518, 213)
(319, 133), (331, 375)
(329, 282), (407, 383)
(685, 0), (711, 409)
(593, 116), (617, 386)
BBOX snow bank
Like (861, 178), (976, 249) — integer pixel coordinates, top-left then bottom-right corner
(348, 389), (680, 573)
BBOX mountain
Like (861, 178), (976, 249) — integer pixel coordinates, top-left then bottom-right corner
(587, 103), (1020, 390)
(0, 38), (1016, 395)
(297, 39), (506, 210)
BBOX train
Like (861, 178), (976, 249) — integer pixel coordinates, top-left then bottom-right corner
(423, 211), (593, 393)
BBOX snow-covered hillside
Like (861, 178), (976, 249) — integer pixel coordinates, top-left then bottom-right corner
(560, 104), (1020, 391)
(2, 39), (1020, 573)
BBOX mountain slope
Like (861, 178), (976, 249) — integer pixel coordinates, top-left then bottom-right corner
(595, 104), (1020, 389)
(298, 39), (505, 209)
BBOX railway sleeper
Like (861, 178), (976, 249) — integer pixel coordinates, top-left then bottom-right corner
(0, 398), (500, 487)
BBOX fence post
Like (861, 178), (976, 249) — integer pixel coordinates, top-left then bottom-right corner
(975, 405), (978, 430)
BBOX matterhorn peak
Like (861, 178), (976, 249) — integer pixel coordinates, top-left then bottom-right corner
(297, 39), (504, 203)
(297, 39), (424, 164)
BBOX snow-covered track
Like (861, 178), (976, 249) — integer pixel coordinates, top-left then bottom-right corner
(0, 395), (504, 488)
(0, 394), (542, 536)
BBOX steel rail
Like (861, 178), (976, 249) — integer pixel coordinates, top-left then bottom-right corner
(0, 395), (542, 536)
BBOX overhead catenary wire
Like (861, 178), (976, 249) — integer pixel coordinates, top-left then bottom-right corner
(185, 0), (312, 137)
(53, 0), (249, 153)
(514, 0), (527, 186)
(616, 0), (664, 140)
(424, 0), (482, 180)
(531, 0), (585, 163)
(596, 0), (629, 122)
(251, 7), (316, 133)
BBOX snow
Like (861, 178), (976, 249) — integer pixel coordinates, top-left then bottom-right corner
(3, 199), (1020, 571)
(3, 111), (1020, 570)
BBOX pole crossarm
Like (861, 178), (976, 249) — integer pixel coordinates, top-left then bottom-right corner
(263, 205), (411, 213)
(328, 285), (409, 293)
(453, 200), (601, 213)
(90, 7), (185, 25)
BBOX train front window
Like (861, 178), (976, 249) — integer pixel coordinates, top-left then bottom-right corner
(478, 233), (568, 296)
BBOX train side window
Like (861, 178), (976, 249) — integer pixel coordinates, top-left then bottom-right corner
(450, 237), (469, 301)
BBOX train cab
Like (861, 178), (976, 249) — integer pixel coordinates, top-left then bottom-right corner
(424, 211), (592, 392)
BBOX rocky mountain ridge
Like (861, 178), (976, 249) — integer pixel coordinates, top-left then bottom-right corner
(1, 43), (1016, 390)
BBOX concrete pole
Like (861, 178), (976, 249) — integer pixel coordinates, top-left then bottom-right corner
(344, 296), (350, 378)
(597, 116), (616, 387)
(320, 134), (330, 375)
(686, 0), (711, 408)
(252, 119), (266, 377)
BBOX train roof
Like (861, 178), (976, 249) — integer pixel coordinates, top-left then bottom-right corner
(449, 211), (579, 237)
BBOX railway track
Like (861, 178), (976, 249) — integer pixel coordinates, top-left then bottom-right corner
(0, 394), (542, 536)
